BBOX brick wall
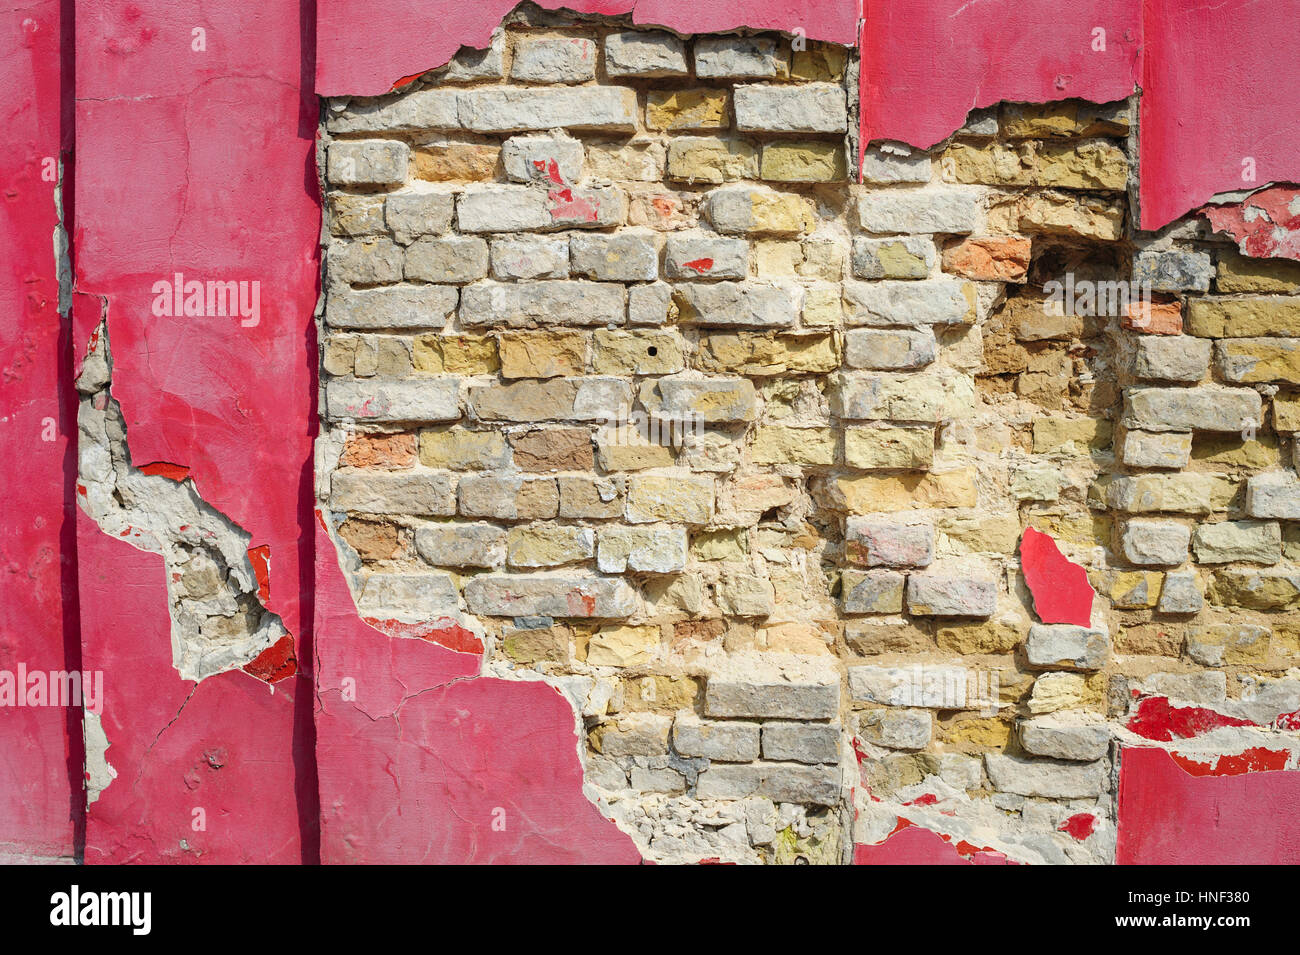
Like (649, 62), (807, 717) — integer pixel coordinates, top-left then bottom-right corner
(317, 8), (1300, 864)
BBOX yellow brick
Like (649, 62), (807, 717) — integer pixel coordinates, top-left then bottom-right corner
(1000, 101), (1130, 139)
(666, 138), (757, 183)
(692, 528), (749, 561)
(592, 329), (684, 375)
(413, 334), (499, 375)
(586, 625), (660, 667)
(507, 522), (593, 569)
(323, 335), (357, 376)
(936, 621), (1022, 654)
(1216, 249), (1300, 294)
(414, 143), (499, 182)
(1275, 393), (1300, 432)
(1012, 191), (1125, 241)
(1035, 140), (1129, 190)
(761, 142), (847, 182)
(845, 426), (934, 470)
(595, 427), (676, 471)
(944, 141), (1035, 186)
(751, 425), (837, 466)
(936, 515), (1022, 555)
(1216, 338), (1300, 383)
(754, 240), (803, 277)
(419, 428), (508, 470)
(801, 283), (842, 326)
(498, 331), (587, 379)
(503, 626), (570, 664)
(942, 717), (1012, 748)
(697, 332), (838, 375)
(1191, 433), (1280, 468)
(1032, 417), (1113, 453)
(1187, 298), (1300, 337)
(619, 674), (700, 710)
(830, 469), (978, 511)
(1109, 571), (1163, 609)
(647, 89), (729, 130)
(790, 42), (846, 81)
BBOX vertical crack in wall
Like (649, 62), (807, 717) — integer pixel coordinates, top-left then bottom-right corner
(74, 318), (287, 684)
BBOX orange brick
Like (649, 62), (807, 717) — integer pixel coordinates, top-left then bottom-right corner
(942, 236), (1031, 281)
(340, 432), (418, 469)
(1124, 299), (1183, 335)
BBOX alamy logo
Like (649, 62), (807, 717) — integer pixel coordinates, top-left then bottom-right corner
(1043, 274), (1152, 320)
(50, 885), (151, 935)
(151, 272), (261, 327)
(0, 665), (102, 713)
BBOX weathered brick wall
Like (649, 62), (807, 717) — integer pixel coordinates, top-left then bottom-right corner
(316, 7), (1300, 863)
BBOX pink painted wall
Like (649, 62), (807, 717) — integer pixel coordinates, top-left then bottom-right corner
(0, 0), (81, 861)
(71, 0), (320, 862)
(1140, 0), (1300, 229)
(4, 0), (1300, 864)
(316, 0), (859, 96)
(860, 0), (1141, 151)
(1117, 747), (1300, 864)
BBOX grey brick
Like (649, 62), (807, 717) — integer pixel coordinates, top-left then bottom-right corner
(509, 35), (597, 84)
(330, 471), (456, 516)
(664, 235), (749, 280)
(761, 722), (841, 763)
(841, 569), (905, 614)
(464, 574), (638, 618)
(385, 192), (456, 240)
(858, 190), (981, 235)
(905, 574), (997, 616)
(405, 236), (488, 284)
(843, 279), (974, 327)
(328, 90), (461, 133)
(328, 238), (405, 285)
(861, 141), (932, 184)
(672, 281), (800, 327)
(852, 236), (936, 279)
(1246, 472), (1300, 519)
(1120, 519), (1190, 566)
(640, 377), (757, 423)
(1121, 385), (1261, 433)
(604, 31), (689, 77)
(1134, 335), (1211, 382)
(1133, 250), (1213, 293)
(329, 284), (459, 329)
(501, 135), (584, 184)
(1192, 520), (1281, 564)
(704, 679), (838, 720)
(356, 572), (459, 620)
(672, 713), (760, 761)
(1157, 569), (1204, 614)
(694, 36), (787, 79)
(415, 522), (507, 569)
(570, 231), (659, 282)
(1018, 715), (1110, 761)
(328, 140), (409, 188)
(490, 236), (570, 280)
(844, 328), (937, 369)
(460, 280), (626, 327)
(857, 709), (931, 750)
(695, 762), (840, 805)
(733, 83), (848, 134)
(984, 754), (1107, 798)
(1025, 624), (1110, 670)
(326, 378), (460, 423)
(458, 86), (638, 133)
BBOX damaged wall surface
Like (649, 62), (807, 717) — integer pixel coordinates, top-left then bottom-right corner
(5, 0), (1300, 864)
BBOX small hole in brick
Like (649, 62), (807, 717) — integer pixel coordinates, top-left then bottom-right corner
(647, 346), (658, 356)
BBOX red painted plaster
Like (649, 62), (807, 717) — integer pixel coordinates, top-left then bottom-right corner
(859, 0), (1141, 152)
(1117, 746), (1300, 864)
(312, 517), (642, 864)
(316, 0), (859, 96)
(1201, 185), (1300, 262)
(854, 825), (1013, 865)
(1140, 0), (1300, 229)
(1019, 527), (1094, 627)
(78, 516), (312, 863)
(1125, 696), (1255, 742)
(0, 0), (81, 861)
